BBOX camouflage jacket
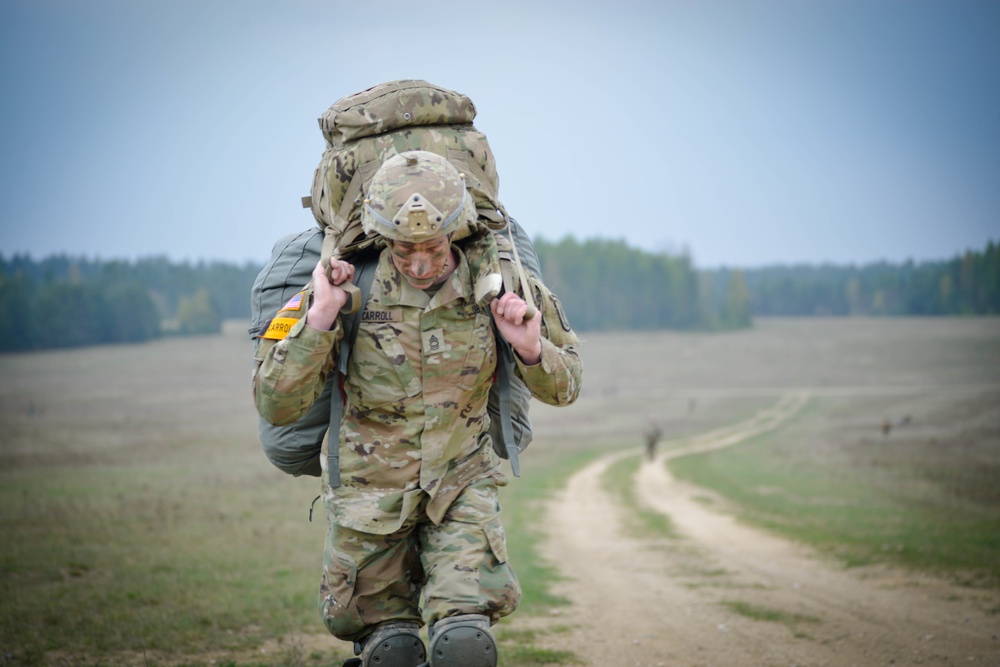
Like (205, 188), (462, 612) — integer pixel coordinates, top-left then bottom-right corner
(253, 230), (581, 534)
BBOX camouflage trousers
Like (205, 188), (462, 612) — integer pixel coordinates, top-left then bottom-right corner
(318, 477), (520, 642)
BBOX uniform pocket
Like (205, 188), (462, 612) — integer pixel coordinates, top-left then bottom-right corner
(457, 313), (495, 391)
(347, 322), (419, 410)
(321, 548), (358, 609)
(482, 516), (509, 564)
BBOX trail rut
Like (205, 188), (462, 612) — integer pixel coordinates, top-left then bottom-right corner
(536, 395), (999, 666)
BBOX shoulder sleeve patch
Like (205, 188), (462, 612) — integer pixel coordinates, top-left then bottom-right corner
(547, 293), (573, 333)
(282, 292), (305, 311)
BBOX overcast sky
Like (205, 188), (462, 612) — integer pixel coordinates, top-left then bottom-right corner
(1, 0), (997, 268)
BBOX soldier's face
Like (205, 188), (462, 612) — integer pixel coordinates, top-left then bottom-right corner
(387, 235), (453, 289)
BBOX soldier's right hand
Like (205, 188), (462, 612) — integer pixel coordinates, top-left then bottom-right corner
(306, 260), (354, 331)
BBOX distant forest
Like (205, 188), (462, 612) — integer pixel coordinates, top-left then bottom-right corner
(0, 237), (996, 352)
(705, 239), (1000, 317)
(0, 256), (260, 352)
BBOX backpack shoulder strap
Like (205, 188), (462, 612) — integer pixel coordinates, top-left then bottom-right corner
(491, 217), (541, 475)
(495, 218), (538, 319)
(493, 330), (521, 477)
(326, 254), (379, 488)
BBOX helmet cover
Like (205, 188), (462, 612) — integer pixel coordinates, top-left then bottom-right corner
(362, 151), (474, 242)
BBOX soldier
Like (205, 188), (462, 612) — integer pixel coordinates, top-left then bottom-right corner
(253, 151), (582, 667)
(643, 421), (663, 461)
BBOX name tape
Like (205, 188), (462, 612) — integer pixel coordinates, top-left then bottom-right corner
(261, 317), (299, 341)
(362, 308), (402, 323)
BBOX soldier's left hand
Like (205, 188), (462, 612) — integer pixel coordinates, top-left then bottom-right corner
(491, 292), (542, 365)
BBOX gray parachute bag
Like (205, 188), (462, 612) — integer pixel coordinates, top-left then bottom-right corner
(249, 220), (539, 483)
(249, 228), (327, 477)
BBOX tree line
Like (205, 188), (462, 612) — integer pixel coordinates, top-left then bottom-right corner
(0, 254), (260, 352)
(533, 237), (751, 331)
(703, 240), (1000, 317)
(1, 238), (996, 352)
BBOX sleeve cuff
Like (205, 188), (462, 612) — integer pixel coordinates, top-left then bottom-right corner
(514, 336), (558, 376)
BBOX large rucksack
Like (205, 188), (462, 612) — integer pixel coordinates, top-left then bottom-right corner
(249, 80), (538, 486)
(305, 79), (513, 282)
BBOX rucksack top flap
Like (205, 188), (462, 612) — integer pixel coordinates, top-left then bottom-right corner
(320, 80), (477, 146)
(308, 127), (503, 232)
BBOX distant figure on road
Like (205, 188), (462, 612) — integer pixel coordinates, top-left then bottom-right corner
(644, 421), (663, 461)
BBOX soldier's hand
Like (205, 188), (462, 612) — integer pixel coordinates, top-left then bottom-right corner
(307, 260), (354, 331)
(491, 292), (542, 365)
(325, 258), (355, 286)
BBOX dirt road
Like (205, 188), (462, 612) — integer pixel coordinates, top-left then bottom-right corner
(537, 395), (1000, 666)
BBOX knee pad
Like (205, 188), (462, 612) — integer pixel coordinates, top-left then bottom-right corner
(355, 621), (426, 667)
(427, 614), (497, 667)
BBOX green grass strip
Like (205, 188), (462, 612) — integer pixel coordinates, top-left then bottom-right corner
(721, 599), (820, 639)
(601, 454), (677, 540)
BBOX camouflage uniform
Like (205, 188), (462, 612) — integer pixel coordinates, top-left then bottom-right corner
(253, 227), (581, 643)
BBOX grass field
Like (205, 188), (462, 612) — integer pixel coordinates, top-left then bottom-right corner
(669, 388), (1000, 585)
(1, 317), (997, 665)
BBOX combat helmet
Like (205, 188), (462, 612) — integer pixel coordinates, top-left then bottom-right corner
(362, 150), (475, 242)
